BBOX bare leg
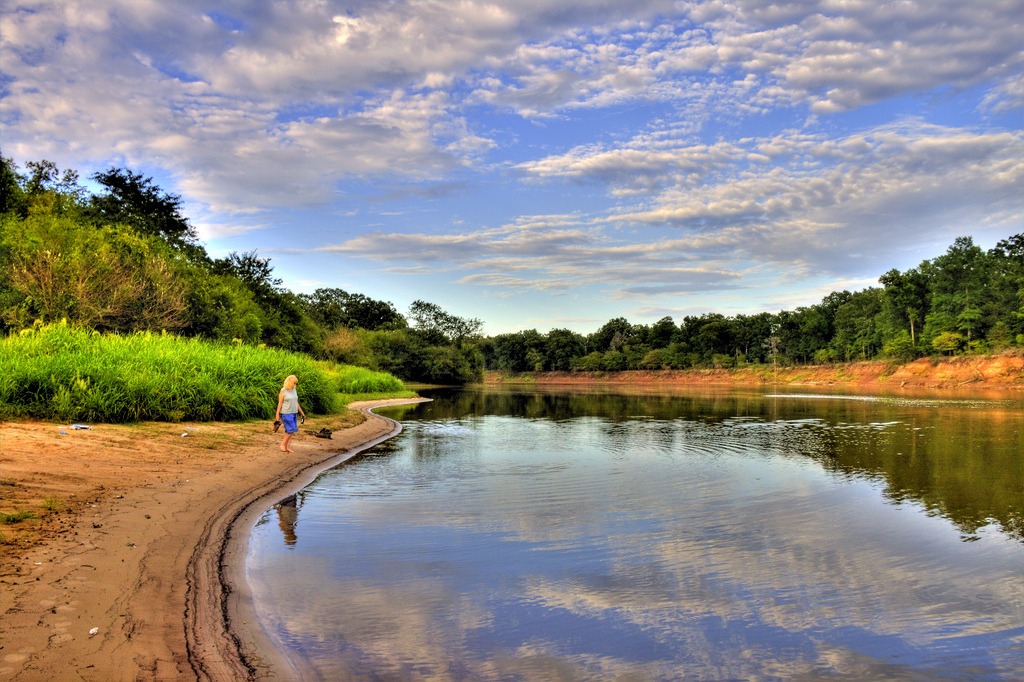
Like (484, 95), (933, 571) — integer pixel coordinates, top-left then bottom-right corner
(281, 432), (294, 452)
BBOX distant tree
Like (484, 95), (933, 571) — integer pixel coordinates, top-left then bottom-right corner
(993, 234), (1024, 264)
(882, 331), (917, 361)
(300, 288), (405, 331)
(648, 316), (678, 348)
(0, 154), (27, 216)
(88, 168), (199, 252)
(211, 251), (282, 303)
(491, 329), (545, 372)
(879, 268), (928, 345)
(927, 237), (988, 329)
(23, 160), (85, 200)
(932, 331), (964, 355)
(1, 156), (86, 216)
(407, 300), (482, 345)
(545, 328), (587, 371)
(732, 312), (774, 364)
(589, 317), (641, 354)
(957, 306), (983, 344)
(831, 289), (884, 360)
(180, 269), (264, 342)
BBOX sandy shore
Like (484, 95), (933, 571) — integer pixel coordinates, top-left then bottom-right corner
(0, 399), (428, 681)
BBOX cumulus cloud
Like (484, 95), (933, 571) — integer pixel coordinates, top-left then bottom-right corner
(1, 0), (1020, 323)
(325, 121), (1022, 304)
(471, 0), (1024, 117)
(4, 2), (1020, 199)
(527, 121), (1024, 274)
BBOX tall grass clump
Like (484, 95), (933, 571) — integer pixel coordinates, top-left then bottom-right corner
(0, 322), (338, 423)
(331, 365), (407, 394)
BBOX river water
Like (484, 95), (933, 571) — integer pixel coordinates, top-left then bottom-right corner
(246, 386), (1024, 680)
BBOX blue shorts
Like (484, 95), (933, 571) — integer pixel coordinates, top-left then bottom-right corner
(281, 413), (299, 434)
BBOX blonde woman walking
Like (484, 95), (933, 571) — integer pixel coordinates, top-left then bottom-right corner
(275, 374), (306, 453)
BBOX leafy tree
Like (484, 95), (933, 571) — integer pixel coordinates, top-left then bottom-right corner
(987, 234), (1024, 339)
(211, 251), (282, 303)
(692, 314), (734, 363)
(589, 317), (639, 353)
(925, 237), (988, 338)
(209, 251), (323, 353)
(180, 270), (264, 342)
(322, 327), (374, 366)
(1, 156), (86, 217)
(417, 345), (479, 384)
(300, 288), (405, 331)
(363, 329), (419, 378)
(879, 268), (928, 345)
(545, 328), (587, 371)
(574, 351), (606, 371)
(408, 300), (482, 345)
(647, 316), (678, 348)
(88, 168), (199, 253)
(732, 312), (774, 364)
(932, 331), (964, 355)
(639, 348), (667, 369)
(602, 350), (628, 371)
(957, 306), (983, 344)
(491, 329), (545, 372)
(831, 289), (884, 360)
(0, 154), (27, 216)
(882, 331), (917, 361)
(0, 206), (187, 332)
(787, 306), (832, 363)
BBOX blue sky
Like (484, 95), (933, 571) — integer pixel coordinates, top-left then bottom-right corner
(2, 1), (1022, 334)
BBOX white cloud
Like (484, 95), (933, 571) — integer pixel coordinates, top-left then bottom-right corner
(471, 0), (1024, 117)
(323, 121), (1023, 303)
(2, 0), (1020, 326)
(4, 1), (1020, 207)
(517, 121), (1024, 273)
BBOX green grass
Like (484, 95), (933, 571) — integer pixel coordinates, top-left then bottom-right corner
(41, 496), (64, 512)
(321, 363), (417, 407)
(0, 323), (410, 423)
(0, 323), (328, 422)
(322, 363), (409, 394)
(1, 510), (35, 524)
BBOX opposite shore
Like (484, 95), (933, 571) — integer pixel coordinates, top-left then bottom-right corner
(483, 353), (1024, 392)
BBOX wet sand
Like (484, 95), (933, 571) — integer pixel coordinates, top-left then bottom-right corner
(0, 399), (428, 681)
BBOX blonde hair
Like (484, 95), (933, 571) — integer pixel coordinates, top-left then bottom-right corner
(282, 375), (298, 390)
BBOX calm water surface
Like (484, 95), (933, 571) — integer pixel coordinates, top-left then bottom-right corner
(246, 387), (1024, 680)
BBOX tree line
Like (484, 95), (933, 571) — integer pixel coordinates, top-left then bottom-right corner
(3, 155), (1021, 383)
(482, 234), (1024, 373)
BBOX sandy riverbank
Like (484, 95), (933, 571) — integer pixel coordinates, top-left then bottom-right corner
(0, 399), (428, 681)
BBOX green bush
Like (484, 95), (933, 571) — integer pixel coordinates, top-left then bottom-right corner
(0, 322), (338, 422)
(329, 365), (406, 394)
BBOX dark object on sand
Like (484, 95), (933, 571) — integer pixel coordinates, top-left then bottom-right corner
(314, 428), (332, 439)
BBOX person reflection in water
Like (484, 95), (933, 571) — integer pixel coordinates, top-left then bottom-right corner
(275, 494), (299, 546)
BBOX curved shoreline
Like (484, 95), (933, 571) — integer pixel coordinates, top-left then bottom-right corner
(0, 398), (428, 681)
(208, 400), (428, 680)
(192, 399), (430, 680)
